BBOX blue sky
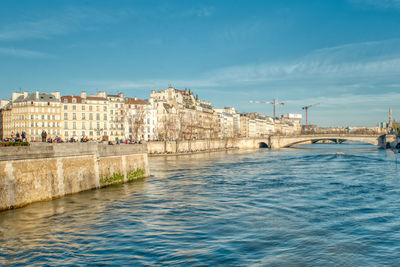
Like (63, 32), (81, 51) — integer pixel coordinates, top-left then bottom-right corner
(1, 0), (400, 126)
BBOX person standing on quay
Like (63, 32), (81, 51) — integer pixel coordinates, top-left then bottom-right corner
(41, 130), (47, 142)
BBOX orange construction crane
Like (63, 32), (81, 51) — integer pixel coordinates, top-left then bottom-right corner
(249, 99), (285, 118)
(302, 103), (319, 130)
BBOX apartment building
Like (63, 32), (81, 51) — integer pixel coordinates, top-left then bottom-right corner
(104, 92), (125, 141)
(61, 91), (109, 141)
(125, 97), (158, 141)
(0, 91), (62, 141)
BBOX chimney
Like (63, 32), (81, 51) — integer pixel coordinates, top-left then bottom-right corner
(97, 91), (106, 98)
(134, 96), (137, 101)
(35, 90), (39, 99)
(12, 92), (23, 101)
(23, 91), (28, 98)
(51, 91), (60, 100)
(81, 91), (87, 99)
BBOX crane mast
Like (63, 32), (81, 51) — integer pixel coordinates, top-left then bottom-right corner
(249, 99), (285, 118)
(302, 103), (319, 130)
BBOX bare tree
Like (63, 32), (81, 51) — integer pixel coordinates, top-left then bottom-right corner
(127, 104), (146, 141)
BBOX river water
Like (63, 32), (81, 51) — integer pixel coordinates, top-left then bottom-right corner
(1, 143), (400, 265)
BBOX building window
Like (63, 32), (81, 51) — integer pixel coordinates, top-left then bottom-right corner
(89, 113), (93, 120)
(64, 105), (67, 110)
(103, 106), (107, 111)
(89, 106), (93, 111)
(73, 113), (76, 120)
(82, 106), (85, 111)
(73, 122), (76, 129)
(96, 113), (100, 120)
(82, 113), (85, 120)
(104, 114), (107, 120)
(64, 122), (68, 129)
(72, 105), (76, 110)
(82, 122), (86, 129)
(64, 113), (68, 120)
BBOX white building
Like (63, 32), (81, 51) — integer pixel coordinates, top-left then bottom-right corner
(125, 97), (158, 141)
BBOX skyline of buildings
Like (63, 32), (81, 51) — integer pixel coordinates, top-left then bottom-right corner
(1, 85), (390, 142)
(0, 86), (307, 142)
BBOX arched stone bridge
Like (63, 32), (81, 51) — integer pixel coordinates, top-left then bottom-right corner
(255, 135), (380, 149)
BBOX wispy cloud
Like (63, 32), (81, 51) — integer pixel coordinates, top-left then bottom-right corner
(86, 79), (218, 91)
(282, 92), (400, 126)
(0, 47), (51, 58)
(350, 0), (400, 9)
(183, 7), (215, 17)
(85, 38), (400, 112)
(0, 7), (135, 41)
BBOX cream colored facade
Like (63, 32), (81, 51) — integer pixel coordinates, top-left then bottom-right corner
(0, 91), (62, 142)
(61, 92), (109, 141)
(124, 97), (158, 141)
(104, 92), (125, 141)
(239, 113), (274, 138)
(150, 86), (219, 140)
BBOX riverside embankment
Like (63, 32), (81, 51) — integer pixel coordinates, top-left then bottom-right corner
(147, 138), (269, 154)
(0, 143), (149, 211)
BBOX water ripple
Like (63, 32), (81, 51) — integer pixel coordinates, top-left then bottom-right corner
(1, 143), (400, 265)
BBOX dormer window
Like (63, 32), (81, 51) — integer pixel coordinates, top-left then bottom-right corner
(64, 99), (68, 103)
(72, 98), (77, 103)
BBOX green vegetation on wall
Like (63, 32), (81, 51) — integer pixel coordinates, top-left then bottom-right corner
(127, 168), (145, 182)
(0, 142), (30, 147)
(100, 168), (146, 186)
(100, 172), (124, 186)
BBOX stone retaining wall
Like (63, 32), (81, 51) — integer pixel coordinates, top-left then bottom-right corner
(147, 139), (240, 154)
(0, 143), (149, 211)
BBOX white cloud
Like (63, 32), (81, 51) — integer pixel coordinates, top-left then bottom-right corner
(0, 7), (134, 41)
(350, 0), (400, 9)
(207, 39), (400, 86)
(0, 47), (51, 58)
(86, 79), (219, 91)
(184, 7), (215, 17)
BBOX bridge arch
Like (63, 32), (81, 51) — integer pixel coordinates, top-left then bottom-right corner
(259, 142), (269, 148)
(269, 135), (379, 148)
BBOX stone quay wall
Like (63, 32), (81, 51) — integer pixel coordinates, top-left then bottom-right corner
(0, 143), (149, 211)
(147, 138), (268, 154)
